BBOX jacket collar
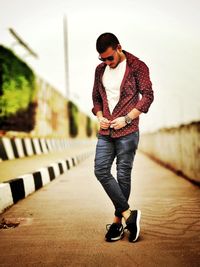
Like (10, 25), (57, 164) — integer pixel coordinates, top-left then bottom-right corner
(123, 50), (139, 67)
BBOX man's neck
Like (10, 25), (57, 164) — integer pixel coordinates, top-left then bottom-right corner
(119, 52), (126, 63)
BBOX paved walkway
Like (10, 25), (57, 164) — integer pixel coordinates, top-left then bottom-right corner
(0, 151), (200, 267)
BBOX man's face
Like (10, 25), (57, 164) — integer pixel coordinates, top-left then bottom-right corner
(99, 46), (121, 69)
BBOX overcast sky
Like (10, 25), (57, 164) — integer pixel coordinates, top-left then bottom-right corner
(0, 0), (200, 132)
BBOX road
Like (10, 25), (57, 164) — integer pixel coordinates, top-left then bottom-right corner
(0, 151), (200, 267)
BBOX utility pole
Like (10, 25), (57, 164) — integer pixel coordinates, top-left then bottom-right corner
(63, 15), (70, 99)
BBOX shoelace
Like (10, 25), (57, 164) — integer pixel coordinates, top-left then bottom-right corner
(106, 223), (124, 231)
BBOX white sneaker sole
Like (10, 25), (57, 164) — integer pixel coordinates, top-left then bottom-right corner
(106, 230), (124, 242)
(131, 210), (141, 242)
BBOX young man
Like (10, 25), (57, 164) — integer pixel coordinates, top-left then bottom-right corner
(92, 33), (154, 242)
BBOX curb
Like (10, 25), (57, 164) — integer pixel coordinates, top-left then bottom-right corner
(0, 151), (93, 214)
(0, 137), (95, 161)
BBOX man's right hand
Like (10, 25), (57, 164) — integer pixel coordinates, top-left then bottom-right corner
(98, 117), (111, 130)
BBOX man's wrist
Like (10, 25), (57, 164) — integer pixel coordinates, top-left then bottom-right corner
(96, 111), (103, 118)
(124, 114), (132, 124)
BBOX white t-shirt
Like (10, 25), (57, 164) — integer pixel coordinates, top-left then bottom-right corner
(102, 59), (126, 114)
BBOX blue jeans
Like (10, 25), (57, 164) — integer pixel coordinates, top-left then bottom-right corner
(94, 131), (139, 218)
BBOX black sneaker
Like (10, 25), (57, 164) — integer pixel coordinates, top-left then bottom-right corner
(125, 210), (141, 242)
(105, 223), (124, 242)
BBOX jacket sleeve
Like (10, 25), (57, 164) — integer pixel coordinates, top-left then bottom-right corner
(134, 61), (154, 113)
(92, 67), (103, 115)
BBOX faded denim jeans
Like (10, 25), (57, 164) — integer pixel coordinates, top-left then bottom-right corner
(94, 131), (139, 217)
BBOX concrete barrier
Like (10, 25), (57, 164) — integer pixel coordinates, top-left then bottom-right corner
(139, 121), (200, 184)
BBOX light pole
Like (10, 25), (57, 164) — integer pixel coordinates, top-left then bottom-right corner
(63, 15), (70, 99)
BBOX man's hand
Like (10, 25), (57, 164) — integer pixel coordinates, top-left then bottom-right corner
(98, 117), (111, 130)
(110, 117), (126, 130)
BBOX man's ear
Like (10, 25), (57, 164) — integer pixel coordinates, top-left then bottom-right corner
(117, 44), (122, 52)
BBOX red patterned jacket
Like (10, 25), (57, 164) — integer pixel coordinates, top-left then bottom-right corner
(92, 50), (154, 138)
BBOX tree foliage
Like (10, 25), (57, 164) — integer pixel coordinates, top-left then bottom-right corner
(0, 45), (37, 131)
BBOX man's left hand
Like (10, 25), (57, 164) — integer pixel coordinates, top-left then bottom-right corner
(110, 117), (126, 130)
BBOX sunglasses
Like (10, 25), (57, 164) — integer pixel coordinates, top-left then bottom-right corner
(99, 55), (114, 62)
(98, 50), (116, 62)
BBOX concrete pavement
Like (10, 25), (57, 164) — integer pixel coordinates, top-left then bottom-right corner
(0, 144), (95, 213)
(0, 151), (200, 267)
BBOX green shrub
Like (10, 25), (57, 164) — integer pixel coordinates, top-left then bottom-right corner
(86, 116), (92, 137)
(67, 100), (78, 137)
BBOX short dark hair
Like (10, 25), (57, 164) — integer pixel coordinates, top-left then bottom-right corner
(96, 33), (119, 53)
